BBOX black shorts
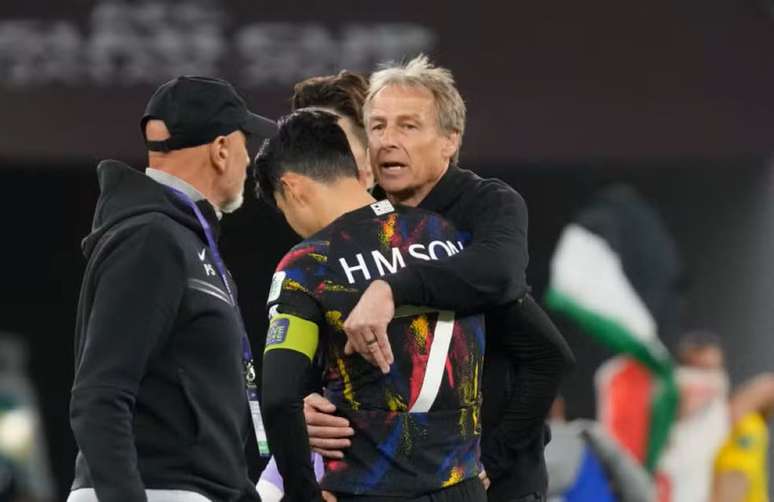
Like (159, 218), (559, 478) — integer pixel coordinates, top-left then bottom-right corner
(335, 476), (486, 502)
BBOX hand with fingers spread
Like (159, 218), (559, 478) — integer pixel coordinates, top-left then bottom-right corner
(343, 279), (395, 374)
(304, 393), (354, 459)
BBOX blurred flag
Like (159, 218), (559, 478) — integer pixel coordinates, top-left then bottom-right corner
(545, 184), (680, 471)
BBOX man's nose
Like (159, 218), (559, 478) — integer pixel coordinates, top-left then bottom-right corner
(380, 125), (399, 149)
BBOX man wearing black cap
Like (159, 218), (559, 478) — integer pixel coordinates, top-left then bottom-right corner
(68, 76), (275, 502)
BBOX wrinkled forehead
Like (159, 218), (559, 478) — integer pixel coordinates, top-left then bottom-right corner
(367, 84), (437, 122)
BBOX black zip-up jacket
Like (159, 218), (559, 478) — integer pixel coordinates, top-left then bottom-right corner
(69, 160), (259, 502)
(378, 166), (575, 500)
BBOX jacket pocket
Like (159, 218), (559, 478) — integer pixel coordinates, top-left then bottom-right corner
(177, 367), (203, 446)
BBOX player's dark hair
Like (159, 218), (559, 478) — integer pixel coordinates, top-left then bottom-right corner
(253, 109), (359, 207)
(291, 70), (368, 146)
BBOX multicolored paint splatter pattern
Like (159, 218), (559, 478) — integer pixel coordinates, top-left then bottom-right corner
(268, 202), (484, 497)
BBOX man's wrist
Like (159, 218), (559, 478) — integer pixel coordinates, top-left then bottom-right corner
(382, 269), (419, 306)
(374, 279), (394, 302)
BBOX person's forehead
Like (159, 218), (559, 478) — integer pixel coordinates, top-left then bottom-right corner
(682, 346), (725, 367)
(369, 85), (435, 117)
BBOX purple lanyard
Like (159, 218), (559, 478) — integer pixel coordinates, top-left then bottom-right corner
(168, 188), (256, 378)
(169, 188), (271, 457)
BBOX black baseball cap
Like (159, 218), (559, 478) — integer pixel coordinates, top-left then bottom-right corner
(141, 76), (276, 152)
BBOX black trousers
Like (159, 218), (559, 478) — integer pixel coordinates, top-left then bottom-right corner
(335, 477), (486, 502)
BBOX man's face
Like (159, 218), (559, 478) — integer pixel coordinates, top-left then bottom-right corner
(366, 85), (457, 205)
(682, 346), (725, 371)
(220, 130), (250, 213)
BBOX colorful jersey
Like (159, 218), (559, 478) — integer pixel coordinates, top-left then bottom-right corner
(266, 200), (485, 497)
(715, 412), (769, 502)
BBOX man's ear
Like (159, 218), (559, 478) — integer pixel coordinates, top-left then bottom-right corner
(357, 167), (369, 189)
(279, 172), (308, 204)
(209, 135), (229, 173)
(440, 131), (460, 161)
(356, 146), (373, 188)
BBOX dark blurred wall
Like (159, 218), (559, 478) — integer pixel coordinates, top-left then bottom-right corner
(1, 0), (774, 163)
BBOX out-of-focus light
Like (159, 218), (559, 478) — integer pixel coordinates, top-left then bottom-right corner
(0, 408), (34, 461)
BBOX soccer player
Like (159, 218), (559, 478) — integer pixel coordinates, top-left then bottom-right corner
(257, 70), (373, 501)
(254, 109), (487, 502)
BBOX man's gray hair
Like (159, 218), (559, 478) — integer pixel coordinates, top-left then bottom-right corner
(366, 54), (466, 166)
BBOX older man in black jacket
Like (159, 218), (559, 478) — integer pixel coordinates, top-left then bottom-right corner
(303, 56), (574, 502)
(68, 77), (274, 502)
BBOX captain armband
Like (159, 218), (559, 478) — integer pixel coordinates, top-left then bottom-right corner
(264, 313), (319, 362)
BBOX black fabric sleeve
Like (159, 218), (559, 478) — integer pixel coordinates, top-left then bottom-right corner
(480, 294), (575, 482)
(69, 224), (184, 502)
(261, 343), (322, 502)
(384, 182), (529, 313)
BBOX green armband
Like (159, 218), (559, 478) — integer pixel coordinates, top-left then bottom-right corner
(264, 313), (319, 362)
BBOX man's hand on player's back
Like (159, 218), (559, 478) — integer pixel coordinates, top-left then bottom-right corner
(304, 393), (355, 459)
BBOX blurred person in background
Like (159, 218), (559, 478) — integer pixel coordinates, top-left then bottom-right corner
(67, 76), (274, 502)
(672, 333), (774, 502)
(654, 332), (730, 502)
(545, 397), (653, 502)
(0, 333), (55, 502)
(660, 331), (774, 502)
(713, 371), (774, 502)
(302, 55), (574, 502)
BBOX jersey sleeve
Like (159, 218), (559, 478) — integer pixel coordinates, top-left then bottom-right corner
(266, 242), (328, 323)
(260, 242), (329, 502)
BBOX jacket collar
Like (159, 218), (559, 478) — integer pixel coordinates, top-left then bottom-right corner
(371, 165), (469, 213)
(146, 167), (222, 220)
(416, 166), (468, 214)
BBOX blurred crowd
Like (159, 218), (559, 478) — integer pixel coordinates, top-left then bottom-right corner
(544, 186), (772, 502)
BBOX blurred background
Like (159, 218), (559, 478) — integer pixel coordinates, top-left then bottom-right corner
(2, 0), (774, 500)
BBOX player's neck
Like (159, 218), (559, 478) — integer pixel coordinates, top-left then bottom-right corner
(315, 179), (377, 229)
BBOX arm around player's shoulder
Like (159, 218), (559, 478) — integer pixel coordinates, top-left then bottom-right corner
(380, 174), (530, 312)
(457, 175), (528, 240)
(450, 174), (530, 301)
